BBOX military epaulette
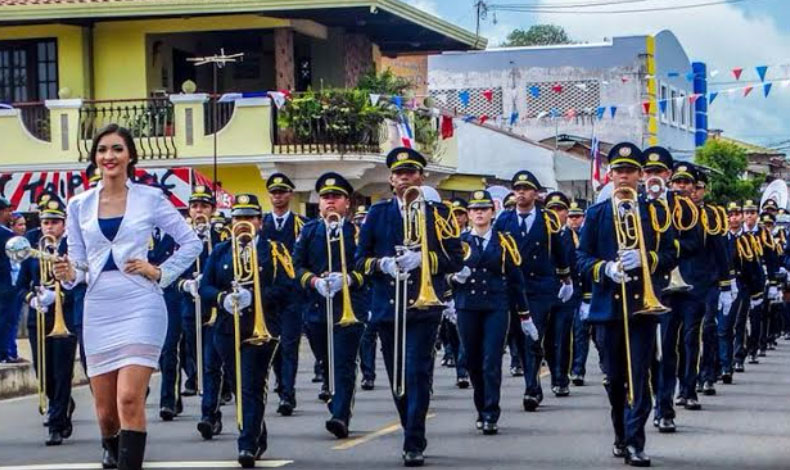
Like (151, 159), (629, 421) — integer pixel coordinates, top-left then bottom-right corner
(498, 232), (521, 268)
(270, 241), (295, 280)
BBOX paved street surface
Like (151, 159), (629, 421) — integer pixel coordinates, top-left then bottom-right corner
(1, 340), (790, 470)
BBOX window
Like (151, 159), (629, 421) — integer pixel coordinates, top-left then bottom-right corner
(679, 92), (687, 128)
(0, 39), (58, 103)
(659, 83), (668, 123)
(670, 89), (678, 125)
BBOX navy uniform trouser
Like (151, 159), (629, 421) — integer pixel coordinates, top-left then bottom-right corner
(273, 303), (303, 403)
(456, 308), (508, 423)
(596, 316), (656, 452)
(440, 317), (467, 378)
(306, 320), (364, 423)
(717, 291), (745, 375)
(359, 319), (378, 382)
(545, 299), (576, 388)
(507, 309), (523, 369)
(699, 295), (720, 384)
(656, 294), (684, 419)
(747, 300), (765, 356)
(181, 297), (200, 390)
(29, 325), (77, 433)
(675, 288), (717, 401)
(159, 288), (183, 410)
(733, 296), (752, 364)
(520, 294), (554, 398)
(377, 314), (441, 453)
(200, 325), (231, 422)
(571, 304), (591, 377)
(215, 331), (277, 452)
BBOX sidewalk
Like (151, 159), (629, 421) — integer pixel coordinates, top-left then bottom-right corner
(0, 338), (87, 399)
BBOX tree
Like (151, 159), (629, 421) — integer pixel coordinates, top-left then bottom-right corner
(695, 139), (763, 204)
(501, 25), (573, 47)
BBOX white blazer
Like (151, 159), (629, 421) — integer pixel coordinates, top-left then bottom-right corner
(65, 179), (201, 292)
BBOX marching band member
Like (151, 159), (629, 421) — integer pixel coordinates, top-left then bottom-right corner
(544, 191), (578, 397)
(448, 189), (529, 435)
(576, 143), (675, 467)
(198, 193), (293, 468)
(442, 197), (470, 388)
(355, 147), (463, 467)
(566, 200), (594, 386)
(293, 172), (365, 439)
(499, 191), (523, 377)
(354, 206), (378, 391)
(756, 212), (783, 355)
(494, 170), (572, 411)
(262, 173), (309, 415)
(54, 124), (201, 470)
(16, 197), (78, 446)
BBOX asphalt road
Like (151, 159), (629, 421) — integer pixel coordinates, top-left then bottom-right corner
(1, 338), (789, 470)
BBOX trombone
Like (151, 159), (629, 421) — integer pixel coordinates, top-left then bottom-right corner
(392, 186), (443, 398)
(229, 221), (275, 430)
(612, 187), (670, 406)
(191, 214), (213, 395)
(323, 213), (360, 398)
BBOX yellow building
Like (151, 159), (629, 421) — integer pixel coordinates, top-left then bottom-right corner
(0, 0), (486, 212)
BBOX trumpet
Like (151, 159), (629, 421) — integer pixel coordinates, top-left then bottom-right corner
(392, 186), (443, 398)
(612, 186), (670, 406)
(323, 212), (360, 398)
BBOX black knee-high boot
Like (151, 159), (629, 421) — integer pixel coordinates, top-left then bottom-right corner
(101, 434), (119, 469)
(118, 430), (147, 470)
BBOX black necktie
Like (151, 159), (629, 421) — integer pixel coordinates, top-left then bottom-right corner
(519, 213), (529, 230)
(474, 235), (484, 250)
(276, 217), (284, 230)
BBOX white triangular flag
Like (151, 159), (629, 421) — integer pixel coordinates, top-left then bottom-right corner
(369, 94), (381, 106)
(575, 83), (588, 91)
(270, 91), (286, 109)
(710, 70), (720, 78)
(627, 105), (636, 117)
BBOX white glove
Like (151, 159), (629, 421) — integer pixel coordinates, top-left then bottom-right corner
(557, 282), (574, 303)
(579, 302), (591, 322)
(314, 278), (333, 299)
(30, 288), (56, 310)
(729, 281), (739, 302)
(605, 261), (625, 284)
(379, 257), (399, 279)
(182, 278), (200, 298)
(779, 267), (788, 277)
(768, 286), (779, 302)
(619, 249), (642, 271)
(452, 266), (472, 284)
(520, 318), (539, 341)
(718, 291), (734, 317)
(326, 272), (347, 296)
(750, 297), (764, 309)
(396, 250), (422, 272)
(442, 300), (457, 324)
(223, 288), (252, 314)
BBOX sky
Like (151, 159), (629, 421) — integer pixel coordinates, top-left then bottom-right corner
(403, 0), (790, 151)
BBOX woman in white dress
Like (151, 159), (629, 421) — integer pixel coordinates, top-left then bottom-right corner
(54, 124), (201, 470)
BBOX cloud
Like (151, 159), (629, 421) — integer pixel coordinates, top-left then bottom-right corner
(529, 1), (790, 146)
(403, 0), (441, 16)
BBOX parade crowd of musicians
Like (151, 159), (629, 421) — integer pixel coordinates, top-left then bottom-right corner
(2, 123), (790, 470)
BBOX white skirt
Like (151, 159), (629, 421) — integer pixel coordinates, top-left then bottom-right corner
(83, 271), (167, 377)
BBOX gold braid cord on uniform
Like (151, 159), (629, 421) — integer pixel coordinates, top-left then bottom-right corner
(716, 206), (729, 235)
(544, 211), (561, 258)
(649, 198), (672, 234)
(750, 233), (764, 257)
(672, 195), (698, 231)
(434, 206), (461, 259)
(737, 235), (754, 261)
(498, 232), (521, 272)
(270, 241), (295, 280)
(700, 206), (723, 236)
(761, 228), (777, 253)
(294, 216), (305, 240)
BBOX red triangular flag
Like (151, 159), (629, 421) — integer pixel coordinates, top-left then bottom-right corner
(732, 68), (743, 80)
(482, 89), (493, 102)
(743, 86), (754, 97)
(642, 101), (651, 114)
(565, 108), (577, 119)
(479, 114), (489, 124)
(552, 84), (563, 93)
(621, 76), (629, 84)
(689, 94), (700, 104)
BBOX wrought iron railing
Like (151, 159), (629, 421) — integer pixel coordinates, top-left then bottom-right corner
(204, 97), (235, 135)
(14, 101), (51, 142)
(272, 104), (381, 155)
(77, 98), (176, 161)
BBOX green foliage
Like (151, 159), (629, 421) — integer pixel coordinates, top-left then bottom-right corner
(357, 68), (413, 96)
(501, 24), (573, 47)
(414, 113), (439, 156)
(695, 139), (763, 204)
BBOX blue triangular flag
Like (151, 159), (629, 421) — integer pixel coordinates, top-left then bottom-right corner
(709, 92), (719, 105)
(509, 111), (519, 125)
(667, 72), (680, 78)
(764, 82), (773, 97)
(392, 95), (403, 110)
(596, 106), (605, 120)
(462, 115), (475, 123)
(549, 108), (559, 118)
(459, 91), (470, 107)
(659, 100), (668, 114)
(756, 65), (769, 82)
(610, 106), (617, 118)
(529, 86), (540, 98)
(685, 72), (695, 82)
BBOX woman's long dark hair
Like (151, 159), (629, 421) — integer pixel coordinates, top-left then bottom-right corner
(89, 124), (138, 180)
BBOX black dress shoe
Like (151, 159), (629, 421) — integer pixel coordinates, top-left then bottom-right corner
(523, 395), (539, 411)
(45, 429), (63, 446)
(238, 450), (256, 469)
(361, 379), (375, 391)
(197, 418), (222, 440)
(482, 421), (498, 435)
(658, 417), (676, 433)
(312, 373), (324, 384)
(176, 399), (184, 415)
(510, 366), (524, 377)
(734, 363), (745, 372)
(475, 418), (483, 431)
(652, 417), (659, 428)
(695, 383), (703, 393)
(749, 355), (760, 364)
(182, 386), (197, 397)
(446, 357), (456, 367)
(61, 420), (73, 439)
(612, 443), (626, 458)
(221, 391), (233, 405)
(318, 388), (331, 403)
(571, 375), (585, 386)
(325, 418), (349, 439)
(554, 386), (570, 397)
(277, 399), (294, 416)
(675, 396), (687, 407)
(685, 398), (701, 410)
(758, 350), (767, 357)
(159, 406), (175, 421)
(722, 373), (733, 384)
(403, 450), (425, 467)
(702, 382), (716, 395)
(625, 446), (651, 467)
(101, 434), (119, 469)
(456, 377), (470, 389)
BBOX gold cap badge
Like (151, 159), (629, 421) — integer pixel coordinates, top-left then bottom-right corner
(237, 195), (250, 204)
(474, 191), (485, 199)
(619, 146), (632, 157)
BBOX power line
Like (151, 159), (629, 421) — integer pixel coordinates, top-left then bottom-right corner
(488, 0), (754, 14)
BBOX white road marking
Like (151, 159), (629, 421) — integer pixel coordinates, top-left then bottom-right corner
(0, 461), (292, 470)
